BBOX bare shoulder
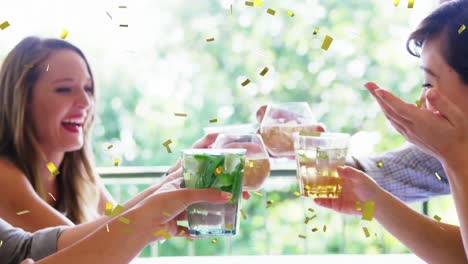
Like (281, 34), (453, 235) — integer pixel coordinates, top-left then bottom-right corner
(0, 159), (34, 190)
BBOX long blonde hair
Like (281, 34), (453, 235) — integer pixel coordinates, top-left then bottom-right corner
(0, 36), (100, 224)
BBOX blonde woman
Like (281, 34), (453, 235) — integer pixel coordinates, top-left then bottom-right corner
(0, 36), (215, 231)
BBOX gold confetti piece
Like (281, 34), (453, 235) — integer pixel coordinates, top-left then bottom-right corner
(293, 191), (300, 197)
(0, 240), (3, 248)
(266, 8), (276, 16)
(187, 237), (193, 241)
(107, 144), (113, 149)
(114, 158), (120, 166)
(106, 224), (110, 232)
(253, 191), (263, 197)
(48, 192), (56, 202)
(266, 200), (274, 208)
(162, 212), (171, 217)
(311, 227), (318, 232)
(118, 5), (127, 8)
(119, 24), (129, 27)
(163, 139), (172, 146)
(60, 29), (69, 40)
(313, 27), (319, 35)
(415, 100), (422, 109)
(305, 185), (311, 190)
(46, 64), (50, 71)
(0, 21), (10, 30)
(241, 79), (251, 86)
(363, 227), (371, 238)
(259, 67), (269, 76)
(321, 35), (333, 51)
(165, 146), (172, 153)
(106, 11), (112, 20)
(459, 24), (466, 35)
(249, 160), (254, 168)
(118, 216), (130, 224)
(174, 113), (188, 117)
(105, 202), (113, 216)
(298, 234), (306, 239)
(309, 215), (317, 221)
(225, 224), (233, 230)
(323, 225), (327, 232)
(46, 162), (60, 177)
(253, 0), (263, 6)
(408, 0), (414, 8)
(16, 210), (30, 216)
(356, 201), (362, 211)
(287, 10), (295, 17)
(240, 209), (247, 220)
(304, 217), (310, 224)
(206, 37), (215, 42)
(111, 205), (124, 216)
(230, 4), (232, 15)
(377, 161), (384, 168)
(211, 238), (218, 244)
(209, 118), (218, 123)
(308, 208), (314, 213)
(154, 229), (171, 240)
(245, 1), (254, 6)
(434, 215), (442, 222)
(361, 201), (375, 221)
(435, 172), (442, 181)
(214, 166), (223, 176)
(178, 230), (186, 236)
(24, 64), (33, 70)
(394, 0), (400, 7)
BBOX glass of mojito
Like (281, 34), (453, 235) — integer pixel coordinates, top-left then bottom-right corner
(182, 148), (246, 236)
(293, 132), (350, 198)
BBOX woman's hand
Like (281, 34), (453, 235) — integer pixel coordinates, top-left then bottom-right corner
(365, 82), (468, 167)
(314, 166), (382, 215)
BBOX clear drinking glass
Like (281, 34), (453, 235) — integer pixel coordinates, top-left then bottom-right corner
(182, 148), (246, 236)
(213, 133), (270, 191)
(293, 132), (350, 198)
(260, 102), (321, 158)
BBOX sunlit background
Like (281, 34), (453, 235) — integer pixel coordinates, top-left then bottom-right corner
(0, 0), (457, 258)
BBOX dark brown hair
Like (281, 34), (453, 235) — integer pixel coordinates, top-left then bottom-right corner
(407, 0), (468, 83)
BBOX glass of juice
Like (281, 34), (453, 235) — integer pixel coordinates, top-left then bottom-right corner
(212, 133), (270, 191)
(182, 148), (246, 236)
(260, 102), (321, 158)
(293, 132), (350, 198)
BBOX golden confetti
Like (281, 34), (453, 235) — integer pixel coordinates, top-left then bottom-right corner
(266, 8), (276, 16)
(174, 113), (188, 117)
(46, 162), (60, 177)
(163, 139), (173, 153)
(287, 10), (295, 17)
(111, 204), (124, 216)
(16, 210), (30, 216)
(211, 238), (218, 244)
(309, 215), (317, 221)
(48, 193), (56, 202)
(230, 4), (232, 15)
(293, 191), (300, 197)
(304, 217), (310, 224)
(60, 29), (69, 40)
(394, 0), (400, 7)
(249, 160), (254, 168)
(377, 161), (384, 168)
(253, 191), (263, 197)
(323, 225), (327, 232)
(118, 5), (127, 8)
(24, 64), (33, 70)
(46, 64), (50, 72)
(178, 230), (186, 236)
(259, 67), (269, 76)
(361, 201), (375, 221)
(154, 229), (171, 240)
(308, 208), (314, 213)
(240, 209), (247, 220)
(162, 212), (171, 217)
(459, 24), (466, 35)
(313, 27), (319, 35)
(415, 100), (422, 109)
(187, 237), (193, 241)
(106, 224), (109, 232)
(225, 224), (234, 230)
(245, 1), (254, 6)
(105, 202), (113, 216)
(106, 11), (112, 20)
(298, 234), (306, 239)
(0, 21), (10, 30)
(363, 227), (370, 238)
(266, 200), (274, 208)
(356, 201), (362, 211)
(119, 24), (129, 27)
(209, 118), (218, 123)
(408, 0), (414, 8)
(311, 227), (318, 232)
(435, 172), (442, 181)
(114, 158), (120, 166)
(107, 144), (113, 149)
(206, 37), (215, 42)
(118, 216), (130, 224)
(214, 166), (223, 176)
(434, 215), (442, 222)
(253, 0), (263, 6)
(241, 78), (251, 86)
(321, 35), (333, 51)
(305, 185), (311, 190)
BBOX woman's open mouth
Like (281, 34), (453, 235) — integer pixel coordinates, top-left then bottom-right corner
(62, 117), (84, 133)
